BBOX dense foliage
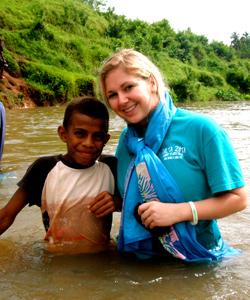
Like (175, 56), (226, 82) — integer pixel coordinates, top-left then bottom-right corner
(0, 0), (249, 106)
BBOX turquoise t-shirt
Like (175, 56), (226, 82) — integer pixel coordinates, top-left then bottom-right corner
(116, 108), (245, 249)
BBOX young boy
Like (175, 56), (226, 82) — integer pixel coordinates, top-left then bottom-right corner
(0, 97), (117, 254)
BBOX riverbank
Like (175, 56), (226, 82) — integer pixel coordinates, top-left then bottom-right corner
(1, 0), (249, 110)
(0, 70), (37, 109)
(1, 68), (249, 110)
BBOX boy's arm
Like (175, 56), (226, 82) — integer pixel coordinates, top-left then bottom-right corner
(0, 187), (28, 235)
(0, 155), (58, 235)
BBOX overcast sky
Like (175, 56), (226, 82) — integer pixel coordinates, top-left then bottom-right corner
(105, 0), (249, 45)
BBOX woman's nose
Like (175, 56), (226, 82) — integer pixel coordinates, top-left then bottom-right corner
(117, 93), (128, 105)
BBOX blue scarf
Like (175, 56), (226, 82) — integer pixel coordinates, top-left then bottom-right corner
(118, 92), (238, 262)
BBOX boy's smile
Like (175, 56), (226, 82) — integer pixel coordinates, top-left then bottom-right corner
(58, 112), (110, 168)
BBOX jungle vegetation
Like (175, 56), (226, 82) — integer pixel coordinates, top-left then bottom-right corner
(0, 0), (249, 106)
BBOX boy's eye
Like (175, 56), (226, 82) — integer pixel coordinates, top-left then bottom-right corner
(93, 132), (107, 141)
(74, 131), (86, 138)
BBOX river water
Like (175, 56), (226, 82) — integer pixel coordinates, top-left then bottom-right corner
(0, 102), (249, 300)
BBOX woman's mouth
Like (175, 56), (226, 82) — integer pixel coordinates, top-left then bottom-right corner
(123, 104), (137, 114)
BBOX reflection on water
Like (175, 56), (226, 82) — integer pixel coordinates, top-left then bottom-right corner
(0, 102), (250, 300)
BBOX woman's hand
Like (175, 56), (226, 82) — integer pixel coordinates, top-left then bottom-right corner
(137, 201), (184, 229)
(88, 191), (115, 218)
(137, 186), (248, 229)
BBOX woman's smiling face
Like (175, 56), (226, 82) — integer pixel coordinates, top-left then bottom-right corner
(104, 67), (159, 125)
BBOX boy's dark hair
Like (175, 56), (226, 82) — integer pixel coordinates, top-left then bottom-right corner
(63, 97), (109, 131)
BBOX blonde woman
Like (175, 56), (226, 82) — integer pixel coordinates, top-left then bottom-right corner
(97, 48), (247, 262)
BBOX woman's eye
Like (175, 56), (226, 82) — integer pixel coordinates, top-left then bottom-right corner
(125, 85), (133, 91)
(107, 93), (116, 100)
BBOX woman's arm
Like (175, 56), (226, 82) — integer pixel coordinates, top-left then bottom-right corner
(0, 187), (28, 235)
(138, 186), (248, 229)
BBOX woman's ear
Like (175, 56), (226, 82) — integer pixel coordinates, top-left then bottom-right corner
(149, 75), (157, 94)
(58, 125), (67, 143)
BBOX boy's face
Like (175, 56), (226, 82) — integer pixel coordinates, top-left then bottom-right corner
(58, 112), (110, 168)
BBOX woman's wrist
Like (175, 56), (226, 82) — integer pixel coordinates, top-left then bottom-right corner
(174, 202), (195, 224)
(188, 201), (198, 225)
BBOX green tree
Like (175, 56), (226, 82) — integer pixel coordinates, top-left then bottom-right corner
(230, 32), (250, 59)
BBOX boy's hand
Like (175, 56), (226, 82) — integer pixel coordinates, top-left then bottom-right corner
(88, 191), (115, 217)
(0, 208), (15, 235)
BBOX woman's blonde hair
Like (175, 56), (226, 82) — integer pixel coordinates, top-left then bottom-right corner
(99, 49), (168, 102)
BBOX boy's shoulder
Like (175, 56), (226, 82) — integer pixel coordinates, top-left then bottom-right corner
(17, 155), (61, 187)
(98, 154), (117, 164)
(18, 155), (62, 207)
(32, 154), (61, 166)
(98, 154), (117, 178)
(25, 155), (62, 175)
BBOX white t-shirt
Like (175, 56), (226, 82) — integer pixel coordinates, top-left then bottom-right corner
(41, 160), (115, 253)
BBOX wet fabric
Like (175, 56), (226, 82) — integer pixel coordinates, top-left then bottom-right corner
(18, 155), (116, 253)
(118, 92), (239, 262)
(41, 160), (114, 248)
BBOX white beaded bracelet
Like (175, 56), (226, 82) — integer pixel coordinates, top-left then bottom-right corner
(188, 201), (198, 225)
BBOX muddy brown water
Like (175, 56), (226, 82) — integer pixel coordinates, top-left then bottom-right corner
(0, 102), (249, 300)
